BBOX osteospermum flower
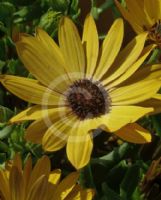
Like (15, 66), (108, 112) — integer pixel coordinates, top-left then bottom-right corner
(0, 155), (94, 200)
(115, 0), (161, 46)
(0, 15), (161, 169)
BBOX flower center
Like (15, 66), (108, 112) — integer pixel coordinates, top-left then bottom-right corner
(149, 20), (161, 45)
(66, 79), (111, 120)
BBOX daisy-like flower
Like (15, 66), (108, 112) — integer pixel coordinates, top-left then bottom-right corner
(115, 0), (161, 46)
(0, 15), (161, 169)
(0, 155), (94, 200)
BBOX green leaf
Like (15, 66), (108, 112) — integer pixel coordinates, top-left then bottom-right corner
(50, 0), (69, 12)
(0, 60), (5, 73)
(0, 2), (15, 25)
(100, 143), (130, 161)
(0, 141), (8, 152)
(80, 164), (95, 189)
(102, 183), (121, 200)
(151, 114), (161, 138)
(0, 124), (14, 139)
(106, 160), (128, 191)
(0, 153), (6, 164)
(131, 187), (143, 200)
(92, 143), (135, 167)
(120, 164), (141, 200)
(38, 10), (61, 36)
(0, 105), (13, 122)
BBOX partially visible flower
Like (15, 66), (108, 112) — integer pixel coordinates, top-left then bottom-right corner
(0, 155), (94, 200)
(0, 14), (161, 169)
(141, 157), (161, 200)
(115, 0), (161, 46)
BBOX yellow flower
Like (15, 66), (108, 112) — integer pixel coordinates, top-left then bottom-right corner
(0, 15), (161, 169)
(115, 0), (161, 46)
(0, 155), (94, 200)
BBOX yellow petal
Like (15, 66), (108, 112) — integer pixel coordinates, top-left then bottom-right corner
(42, 115), (76, 152)
(42, 125), (67, 152)
(125, 0), (153, 27)
(58, 17), (85, 76)
(25, 109), (65, 144)
(9, 167), (25, 200)
(114, 123), (152, 143)
(12, 154), (22, 172)
(35, 27), (65, 66)
(103, 106), (153, 132)
(138, 94), (161, 115)
(82, 14), (99, 77)
(25, 118), (49, 144)
(28, 156), (50, 189)
(27, 175), (48, 200)
(121, 64), (161, 86)
(53, 172), (79, 199)
(49, 169), (61, 185)
(144, 0), (161, 20)
(94, 18), (124, 80)
(107, 44), (156, 88)
(110, 79), (161, 105)
(115, 0), (144, 33)
(67, 121), (94, 169)
(23, 157), (32, 193)
(0, 170), (10, 200)
(68, 188), (95, 200)
(0, 75), (61, 105)
(10, 106), (66, 123)
(103, 33), (148, 86)
(16, 34), (70, 92)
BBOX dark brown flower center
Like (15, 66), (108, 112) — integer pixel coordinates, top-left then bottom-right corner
(149, 20), (161, 45)
(66, 79), (111, 120)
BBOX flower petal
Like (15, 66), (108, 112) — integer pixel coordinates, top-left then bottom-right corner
(67, 187), (95, 200)
(120, 64), (161, 86)
(82, 14), (99, 77)
(23, 157), (32, 193)
(107, 44), (155, 88)
(94, 18), (124, 80)
(0, 75), (61, 105)
(102, 33), (147, 85)
(25, 119), (49, 144)
(42, 115), (76, 152)
(0, 171), (10, 200)
(16, 34), (70, 92)
(28, 156), (50, 189)
(138, 94), (161, 115)
(48, 169), (61, 185)
(10, 106), (66, 123)
(103, 106), (153, 132)
(67, 121), (94, 169)
(114, 123), (152, 143)
(27, 175), (48, 200)
(125, 0), (153, 27)
(25, 109), (65, 144)
(59, 17), (85, 76)
(110, 79), (161, 105)
(115, 0), (144, 33)
(42, 125), (67, 152)
(53, 172), (79, 199)
(9, 167), (25, 200)
(144, 0), (161, 20)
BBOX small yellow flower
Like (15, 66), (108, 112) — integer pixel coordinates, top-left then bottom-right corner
(0, 155), (94, 200)
(0, 15), (161, 169)
(115, 0), (161, 46)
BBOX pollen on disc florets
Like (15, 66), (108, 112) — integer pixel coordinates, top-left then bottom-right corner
(66, 79), (111, 120)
